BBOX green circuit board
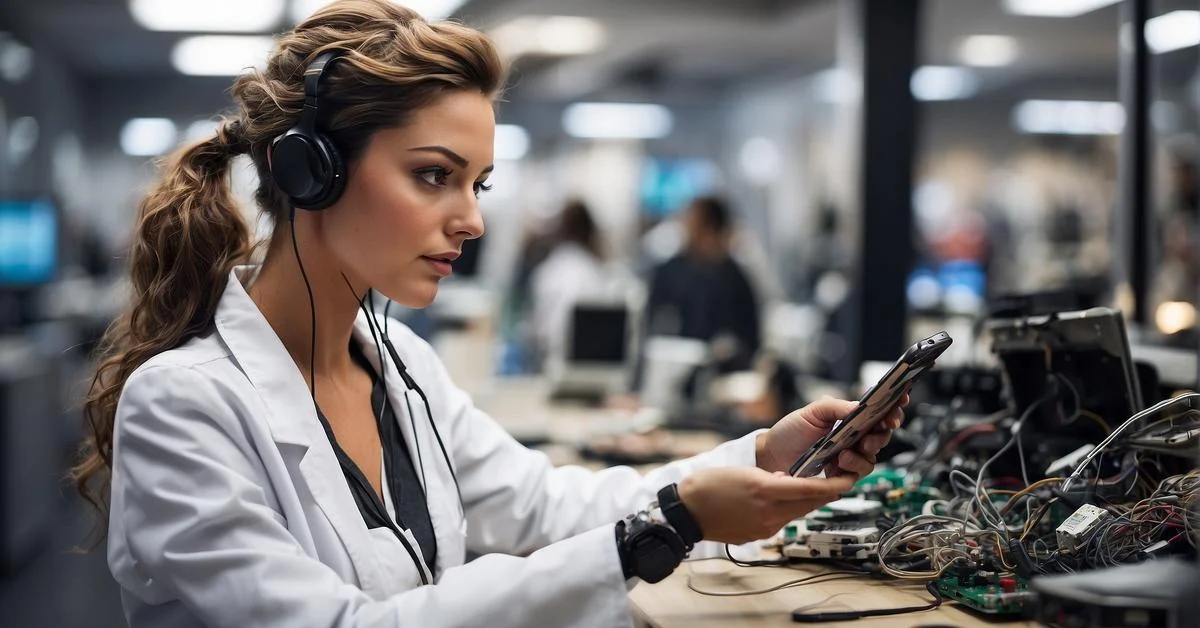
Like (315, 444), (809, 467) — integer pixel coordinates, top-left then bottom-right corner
(935, 573), (1033, 616)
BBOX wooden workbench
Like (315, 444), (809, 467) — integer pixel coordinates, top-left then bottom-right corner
(630, 558), (1039, 628)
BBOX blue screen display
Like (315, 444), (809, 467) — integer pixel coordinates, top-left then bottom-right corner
(0, 199), (58, 286)
(640, 158), (719, 218)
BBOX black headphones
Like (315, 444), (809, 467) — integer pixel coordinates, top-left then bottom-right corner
(270, 51), (348, 211)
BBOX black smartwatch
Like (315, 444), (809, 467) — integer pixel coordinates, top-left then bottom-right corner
(656, 483), (703, 548)
(615, 511), (687, 583)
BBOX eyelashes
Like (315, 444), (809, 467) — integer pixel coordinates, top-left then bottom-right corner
(414, 166), (493, 197)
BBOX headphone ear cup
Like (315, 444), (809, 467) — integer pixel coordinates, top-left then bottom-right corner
(305, 133), (347, 210)
(270, 131), (320, 204)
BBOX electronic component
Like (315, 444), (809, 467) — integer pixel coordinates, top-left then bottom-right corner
(807, 497), (883, 525)
(762, 518), (809, 548)
(1055, 504), (1111, 554)
(935, 572), (1034, 616)
(782, 526), (879, 561)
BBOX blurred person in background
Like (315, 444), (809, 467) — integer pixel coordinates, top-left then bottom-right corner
(69, 2), (900, 626)
(634, 196), (762, 390)
(529, 198), (609, 363)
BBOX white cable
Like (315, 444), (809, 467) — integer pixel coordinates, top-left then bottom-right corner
(1062, 393), (1200, 492)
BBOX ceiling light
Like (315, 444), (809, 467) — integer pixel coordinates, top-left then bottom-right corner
(185, 119), (221, 144)
(1146, 11), (1200, 54)
(811, 68), (859, 104)
(171, 36), (276, 76)
(494, 124), (530, 161)
(491, 16), (606, 58)
(562, 103), (673, 140)
(289, 0), (466, 23)
(120, 118), (178, 157)
(959, 35), (1019, 67)
(130, 0), (284, 32)
(1156, 301), (1196, 335)
(1003, 0), (1120, 18)
(739, 137), (781, 185)
(910, 66), (979, 101)
(1012, 100), (1125, 135)
(0, 34), (34, 83)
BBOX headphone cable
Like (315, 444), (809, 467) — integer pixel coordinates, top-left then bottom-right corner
(791, 581), (942, 623)
(290, 206), (318, 404)
(379, 299), (463, 508)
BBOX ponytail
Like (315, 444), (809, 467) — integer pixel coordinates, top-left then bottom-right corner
(71, 119), (253, 543)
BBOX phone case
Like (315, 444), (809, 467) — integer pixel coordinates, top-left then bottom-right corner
(789, 331), (953, 477)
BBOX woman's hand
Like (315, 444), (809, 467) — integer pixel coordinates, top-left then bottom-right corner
(678, 467), (856, 544)
(755, 395), (906, 479)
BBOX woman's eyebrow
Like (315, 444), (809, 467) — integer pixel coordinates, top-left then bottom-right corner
(409, 145), (468, 168)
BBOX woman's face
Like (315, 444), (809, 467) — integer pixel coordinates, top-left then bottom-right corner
(321, 90), (494, 308)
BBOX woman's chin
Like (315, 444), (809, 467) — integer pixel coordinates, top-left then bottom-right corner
(386, 286), (438, 310)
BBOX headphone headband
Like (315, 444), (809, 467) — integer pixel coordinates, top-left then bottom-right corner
(304, 50), (344, 109)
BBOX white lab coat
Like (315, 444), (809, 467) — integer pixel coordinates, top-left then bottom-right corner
(107, 266), (761, 628)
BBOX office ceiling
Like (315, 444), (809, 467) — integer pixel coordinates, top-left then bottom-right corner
(2, 0), (1199, 115)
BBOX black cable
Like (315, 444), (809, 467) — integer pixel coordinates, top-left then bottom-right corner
(791, 581), (942, 623)
(410, 377), (462, 503)
(376, 303), (464, 512)
(402, 390), (429, 492)
(344, 279), (433, 494)
(341, 277), (386, 419)
(289, 206), (317, 403)
(723, 544), (792, 567)
(292, 209), (429, 585)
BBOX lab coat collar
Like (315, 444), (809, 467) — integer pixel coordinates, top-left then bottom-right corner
(212, 266), (435, 592)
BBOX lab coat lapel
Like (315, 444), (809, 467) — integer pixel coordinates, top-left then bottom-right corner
(351, 314), (465, 577)
(212, 267), (392, 598)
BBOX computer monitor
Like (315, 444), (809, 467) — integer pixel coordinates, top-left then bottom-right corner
(0, 199), (58, 288)
(548, 300), (636, 401)
(988, 307), (1143, 437)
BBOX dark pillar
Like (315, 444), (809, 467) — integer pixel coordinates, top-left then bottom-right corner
(839, 0), (921, 381)
(1119, 0), (1152, 326)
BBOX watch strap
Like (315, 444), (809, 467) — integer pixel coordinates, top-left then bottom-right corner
(657, 483), (703, 547)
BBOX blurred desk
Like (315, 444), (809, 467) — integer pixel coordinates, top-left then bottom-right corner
(630, 560), (1037, 628)
(472, 375), (723, 465)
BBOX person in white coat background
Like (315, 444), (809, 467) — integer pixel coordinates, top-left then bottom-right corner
(70, 2), (903, 626)
(529, 199), (613, 363)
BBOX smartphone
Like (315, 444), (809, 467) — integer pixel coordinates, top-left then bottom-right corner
(789, 331), (953, 477)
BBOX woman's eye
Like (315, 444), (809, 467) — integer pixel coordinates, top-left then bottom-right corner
(416, 167), (451, 187)
(474, 181), (494, 197)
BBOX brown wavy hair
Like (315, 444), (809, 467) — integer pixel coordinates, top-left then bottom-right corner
(71, 0), (505, 543)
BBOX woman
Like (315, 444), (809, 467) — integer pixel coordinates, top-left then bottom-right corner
(71, 2), (901, 626)
(528, 199), (611, 362)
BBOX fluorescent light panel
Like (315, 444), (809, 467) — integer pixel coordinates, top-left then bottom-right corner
(185, 120), (221, 144)
(1003, 0), (1120, 18)
(491, 16), (606, 58)
(289, 0), (466, 23)
(120, 118), (178, 157)
(172, 36), (276, 76)
(1013, 100), (1125, 135)
(911, 66), (979, 101)
(811, 68), (859, 103)
(1146, 11), (1200, 54)
(562, 103), (673, 140)
(130, 0), (284, 32)
(959, 35), (1019, 67)
(494, 124), (530, 160)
